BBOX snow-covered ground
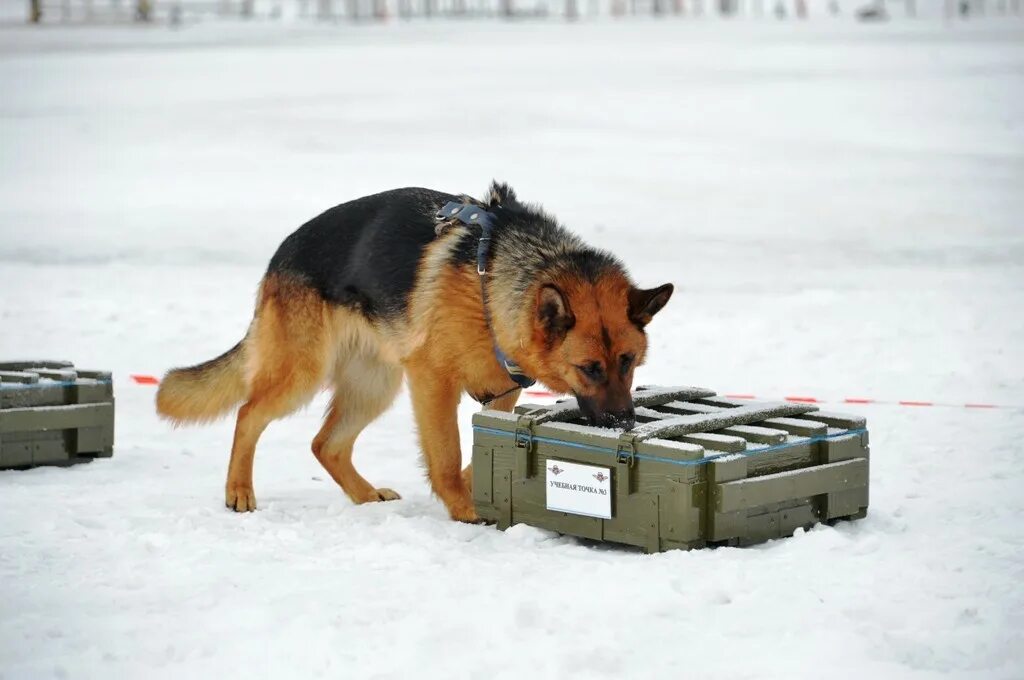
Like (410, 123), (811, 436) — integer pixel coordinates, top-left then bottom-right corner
(2, 16), (1023, 680)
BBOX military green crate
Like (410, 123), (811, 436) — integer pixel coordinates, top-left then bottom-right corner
(0, 361), (115, 470)
(472, 386), (868, 553)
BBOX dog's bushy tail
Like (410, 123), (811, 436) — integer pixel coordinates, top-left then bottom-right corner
(156, 340), (248, 425)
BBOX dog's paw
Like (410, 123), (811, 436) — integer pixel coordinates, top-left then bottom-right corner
(448, 501), (482, 524)
(226, 485), (257, 512)
(374, 488), (401, 502)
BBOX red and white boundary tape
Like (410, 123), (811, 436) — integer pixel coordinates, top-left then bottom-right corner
(129, 375), (1020, 411)
(520, 389), (1019, 411)
(720, 394), (1008, 410)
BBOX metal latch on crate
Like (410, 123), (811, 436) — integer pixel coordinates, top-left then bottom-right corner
(513, 413), (536, 479)
(616, 432), (638, 502)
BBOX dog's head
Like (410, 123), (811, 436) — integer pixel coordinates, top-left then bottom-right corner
(484, 181), (673, 430)
(525, 276), (672, 429)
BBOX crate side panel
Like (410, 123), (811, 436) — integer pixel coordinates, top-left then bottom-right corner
(0, 403), (114, 434)
(706, 456), (749, 542)
(634, 460), (700, 495)
(31, 431), (73, 465)
(0, 437), (34, 468)
(737, 503), (820, 547)
(658, 477), (705, 547)
(473, 425), (512, 525)
(715, 458), (868, 513)
(509, 438), (665, 550)
(72, 382), (114, 405)
(744, 440), (815, 477)
(471, 445), (493, 507)
(511, 475), (605, 541)
(602, 490), (660, 550)
(819, 432), (870, 519)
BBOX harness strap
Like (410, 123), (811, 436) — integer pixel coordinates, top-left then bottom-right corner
(436, 201), (537, 395)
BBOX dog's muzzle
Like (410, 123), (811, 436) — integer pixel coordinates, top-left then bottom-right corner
(576, 395), (635, 430)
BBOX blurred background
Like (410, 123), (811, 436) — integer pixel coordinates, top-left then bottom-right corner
(1, 0), (1021, 24)
(1, 6), (1023, 679)
(1, 5), (1021, 401)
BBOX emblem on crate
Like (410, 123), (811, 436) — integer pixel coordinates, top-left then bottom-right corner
(544, 459), (613, 520)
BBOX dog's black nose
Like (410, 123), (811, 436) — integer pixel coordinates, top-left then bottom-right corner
(599, 409), (635, 430)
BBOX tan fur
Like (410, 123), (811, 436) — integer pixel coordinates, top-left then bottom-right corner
(491, 269), (650, 419)
(157, 203), (669, 520)
(158, 274), (407, 512)
(155, 343), (248, 425)
(401, 266), (523, 521)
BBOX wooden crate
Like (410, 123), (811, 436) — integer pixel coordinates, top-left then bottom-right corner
(0, 361), (115, 470)
(472, 386), (869, 553)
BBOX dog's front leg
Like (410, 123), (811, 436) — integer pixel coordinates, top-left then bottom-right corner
(405, 362), (478, 523)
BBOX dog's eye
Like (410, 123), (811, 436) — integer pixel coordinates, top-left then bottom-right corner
(620, 354), (635, 375)
(576, 362), (604, 382)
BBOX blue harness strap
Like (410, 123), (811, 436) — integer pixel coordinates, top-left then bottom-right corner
(436, 201), (537, 392)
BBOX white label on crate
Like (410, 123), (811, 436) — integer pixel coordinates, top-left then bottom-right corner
(545, 459), (612, 519)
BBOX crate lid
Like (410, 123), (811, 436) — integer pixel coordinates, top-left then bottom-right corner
(0, 362), (112, 390)
(477, 385), (867, 467)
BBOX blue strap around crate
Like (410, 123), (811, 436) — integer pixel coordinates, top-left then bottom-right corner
(472, 425), (868, 467)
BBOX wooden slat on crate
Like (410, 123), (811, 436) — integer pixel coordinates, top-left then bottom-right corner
(529, 385), (715, 425)
(631, 403), (819, 441)
(761, 417), (828, 437)
(718, 425), (789, 444)
(0, 371), (40, 384)
(714, 458), (868, 513)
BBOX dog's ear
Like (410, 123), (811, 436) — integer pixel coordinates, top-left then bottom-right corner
(536, 284), (575, 339)
(628, 283), (674, 328)
(485, 181), (519, 209)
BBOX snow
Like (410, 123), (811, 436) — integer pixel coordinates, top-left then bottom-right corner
(2, 14), (1024, 680)
(514, 385), (714, 425)
(539, 421), (616, 436)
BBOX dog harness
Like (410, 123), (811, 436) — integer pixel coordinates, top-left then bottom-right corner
(435, 201), (537, 397)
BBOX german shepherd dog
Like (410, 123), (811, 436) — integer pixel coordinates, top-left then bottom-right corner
(156, 182), (672, 522)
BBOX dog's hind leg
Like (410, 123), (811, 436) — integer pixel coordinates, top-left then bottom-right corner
(311, 352), (403, 504)
(225, 276), (332, 512)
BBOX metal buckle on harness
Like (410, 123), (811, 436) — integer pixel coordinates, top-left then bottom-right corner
(477, 237), (491, 275)
(436, 202), (463, 221)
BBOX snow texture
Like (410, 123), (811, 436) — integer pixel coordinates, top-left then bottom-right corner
(631, 402), (818, 441)
(2, 15), (1024, 680)
(528, 385), (713, 424)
